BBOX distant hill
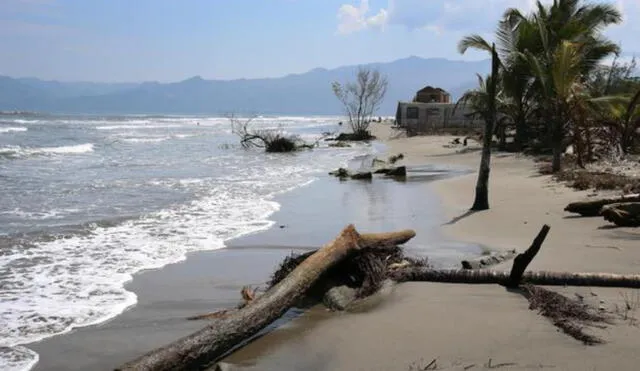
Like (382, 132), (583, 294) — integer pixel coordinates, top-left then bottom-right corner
(0, 57), (489, 115)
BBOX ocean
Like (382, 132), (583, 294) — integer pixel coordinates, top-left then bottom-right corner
(0, 114), (369, 370)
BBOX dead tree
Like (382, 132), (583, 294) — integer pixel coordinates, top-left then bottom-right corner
(228, 114), (300, 152)
(332, 67), (388, 140)
(115, 226), (415, 371)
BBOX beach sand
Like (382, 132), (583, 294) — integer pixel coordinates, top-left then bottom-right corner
(220, 124), (640, 370)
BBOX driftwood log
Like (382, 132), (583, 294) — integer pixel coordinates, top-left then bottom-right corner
(564, 194), (640, 216)
(601, 202), (640, 227)
(115, 225), (415, 371)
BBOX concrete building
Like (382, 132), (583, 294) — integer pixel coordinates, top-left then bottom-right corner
(396, 86), (484, 135)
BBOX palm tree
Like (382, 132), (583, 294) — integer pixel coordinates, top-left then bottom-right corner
(459, 16), (537, 151)
(454, 45), (501, 211)
(460, 0), (622, 169)
(590, 89), (640, 155)
(509, 0), (622, 171)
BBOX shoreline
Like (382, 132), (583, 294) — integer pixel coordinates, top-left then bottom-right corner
(27, 122), (640, 370)
(28, 151), (479, 371)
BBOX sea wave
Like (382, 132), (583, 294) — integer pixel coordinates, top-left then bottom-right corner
(0, 144), (94, 159)
(96, 124), (182, 130)
(119, 134), (195, 143)
(0, 127), (28, 134)
(121, 137), (169, 143)
(8, 119), (39, 124)
(0, 163), (333, 371)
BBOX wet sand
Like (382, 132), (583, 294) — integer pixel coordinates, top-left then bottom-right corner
(30, 164), (479, 370)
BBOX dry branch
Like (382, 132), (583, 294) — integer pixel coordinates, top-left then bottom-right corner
(508, 225), (550, 287)
(522, 284), (611, 345)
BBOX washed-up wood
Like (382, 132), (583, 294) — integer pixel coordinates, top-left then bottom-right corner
(390, 269), (640, 288)
(392, 224), (640, 288)
(461, 249), (517, 270)
(601, 202), (640, 227)
(115, 225), (415, 371)
(564, 194), (640, 216)
(507, 225), (550, 287)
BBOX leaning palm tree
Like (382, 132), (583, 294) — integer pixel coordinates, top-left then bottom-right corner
(459, 15), (538, 151)
(455, 45), (501, 210)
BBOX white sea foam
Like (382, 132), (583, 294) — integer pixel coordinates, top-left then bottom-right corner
(0, 127), (28, 133)
(10, 119), (39, 124)
(37, 143), (94, 154)
(121, 137), (169, 143)
(96, 124), (182, 130)
(0, 346), (39, 371)
(119, 133), (194, 143)
(0, 161), (354, 370)
(0, 144), (94, 158)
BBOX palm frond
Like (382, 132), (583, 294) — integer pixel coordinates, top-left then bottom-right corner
(458, 35), (493, 55)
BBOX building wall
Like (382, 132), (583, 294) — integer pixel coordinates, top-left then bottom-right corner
(396, 102), (484, 133)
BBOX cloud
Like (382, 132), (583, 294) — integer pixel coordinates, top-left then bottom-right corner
(336, 0), (542, 34)
(336, 0), (388, 34)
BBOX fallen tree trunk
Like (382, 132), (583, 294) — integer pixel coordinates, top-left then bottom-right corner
(115, 225), (415, 371)
(390, 268), (640, 288)
(564, 194), (640, 217)
(601, 202), (640, 227)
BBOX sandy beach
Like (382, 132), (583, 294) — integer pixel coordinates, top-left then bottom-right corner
(28, 123), (640, 370)
(220, 124), (640, 370)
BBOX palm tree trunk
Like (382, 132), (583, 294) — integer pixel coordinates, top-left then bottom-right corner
(551, 110), (564, 173)
(471, 44), (499, 211)
(514, 113), (527, 152)
(472, 130), (492, 210)
(390, 268), (640, 288)
(498, 122), (507, 151)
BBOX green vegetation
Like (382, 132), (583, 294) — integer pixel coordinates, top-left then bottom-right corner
(457, 0), (640, 173)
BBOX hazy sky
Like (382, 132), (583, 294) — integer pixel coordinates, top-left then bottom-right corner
(1, 0), (638, 82)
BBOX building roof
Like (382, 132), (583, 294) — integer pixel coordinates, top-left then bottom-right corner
(416, 86), (450, 95)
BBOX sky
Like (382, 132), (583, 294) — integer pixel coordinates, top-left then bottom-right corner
(0, 0), (638, 82)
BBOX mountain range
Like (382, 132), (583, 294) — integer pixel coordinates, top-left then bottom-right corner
(0, 57), (489, 115)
